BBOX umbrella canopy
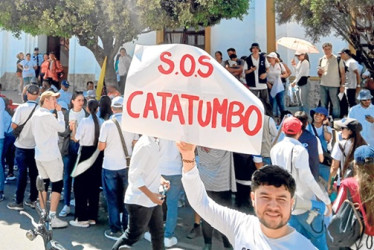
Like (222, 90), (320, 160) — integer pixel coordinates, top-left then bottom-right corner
(277, 37), (319, 54)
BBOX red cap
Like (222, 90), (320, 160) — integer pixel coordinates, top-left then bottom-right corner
(282, 117), (302, 135)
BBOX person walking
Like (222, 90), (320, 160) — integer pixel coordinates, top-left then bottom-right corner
(98, 96), (138, 240)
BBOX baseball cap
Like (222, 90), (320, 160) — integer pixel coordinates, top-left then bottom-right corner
(111, 96), (124, 108)
(266, 52), (278, 59)
(27, 84), (39, 95)
(339, 49), (351, 55)
(282, 117), (302, 135)
(61, 80), (70, 88)
(354, 145), (374, 165)
(357, 89), (373, 100)
(310, 107), (328, 117)
(334, 118), (362, 132)
(40, 90), (60, 103)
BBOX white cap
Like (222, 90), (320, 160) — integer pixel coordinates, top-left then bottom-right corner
(267, 52), (278, 58)
(111, 96), (124, 108)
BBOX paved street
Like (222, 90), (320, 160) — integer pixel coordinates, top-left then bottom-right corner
(0, 88), (253, 250)
(0, 171), (245, 250)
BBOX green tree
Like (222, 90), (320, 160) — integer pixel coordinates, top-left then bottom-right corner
(0, 0), (249, 82)
(275, 0), (374, 75)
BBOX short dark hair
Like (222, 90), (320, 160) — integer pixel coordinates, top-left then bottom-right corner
(215, 51), (222, 56)
(227, 48), (236, 53)
(251, 165), (296, 197)
(294, 111), (308, 130)
(87, 81), (94, 86)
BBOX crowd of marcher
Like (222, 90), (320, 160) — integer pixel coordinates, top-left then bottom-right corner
(0, 41), (374, 250)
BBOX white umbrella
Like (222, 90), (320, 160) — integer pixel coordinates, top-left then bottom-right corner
(277, 37), (319, 54)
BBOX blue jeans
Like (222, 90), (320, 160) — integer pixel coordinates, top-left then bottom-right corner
(320, 86), (340, 118)
(2, 133), (16, 174)
(0, 139), (4, 192)
(102, 168), (129, 233)
(162, 174), (183, 238)
(289, 212), (328, 250)
(299, 84), (310, 116)
(63, 140), (79, 206)
(271, 91), (285, 117)
(15, 147), (38, 203)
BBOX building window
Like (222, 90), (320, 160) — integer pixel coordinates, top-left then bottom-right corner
(164, 27), (205, 50)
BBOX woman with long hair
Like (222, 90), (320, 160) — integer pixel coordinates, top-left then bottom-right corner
(291, 51), (310, 115)
(98, 95), (113, 121)
(328, 118), (367, 194)
(70, 99), (103, 227)
(332, 145), (374, 249)
(59, 92), (86, 217)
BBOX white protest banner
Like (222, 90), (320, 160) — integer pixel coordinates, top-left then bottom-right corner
(122, 44), (263, 155)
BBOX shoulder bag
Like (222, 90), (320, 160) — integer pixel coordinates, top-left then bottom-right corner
(112, 118), (131, 167)
(13, 103), (38, 138)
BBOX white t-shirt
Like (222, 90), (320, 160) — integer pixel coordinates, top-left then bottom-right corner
(267, 63), (285, 97)
(270, 137), (330, 214)
(348, 104), (374, 146)
(75, 115), (103, 146)
(99, 113), (139, 170)
(243, 55), (270, 90)
(125, 135), (161, 207)
(344, 57), (359, 89)
(331, 139), (353, 164)
(182, 167), (317, 250)
(158, 139), (182, 176)
(31, 107), (65, 161)
(69, 109), (86, 124)
(12, 101), (39, 149)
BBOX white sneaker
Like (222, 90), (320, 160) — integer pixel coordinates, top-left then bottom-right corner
(70, 199), (75, 206)
(69, 219), (89, 228)
(50, 215), (68, 228)
(143, 231), (151, 242)
(164, 237), (178, 248)
(59, 205), (70, 217)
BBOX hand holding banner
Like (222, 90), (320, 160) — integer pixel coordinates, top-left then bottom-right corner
(122, 44), (263, 155)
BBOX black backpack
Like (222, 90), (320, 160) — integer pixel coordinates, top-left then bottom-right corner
(327, 188), (365, 248)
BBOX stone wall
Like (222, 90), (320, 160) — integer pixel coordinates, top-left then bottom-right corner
(0, 73), (18, 91)
(285, 77), (321, 109)
(67, 73), (96, 92)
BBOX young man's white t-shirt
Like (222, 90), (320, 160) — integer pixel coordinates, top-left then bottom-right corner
(182, 167), (317, 249)
(344, 57), (359, 89)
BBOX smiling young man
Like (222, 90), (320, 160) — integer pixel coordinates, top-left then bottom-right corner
(177, 142), (316, 249)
